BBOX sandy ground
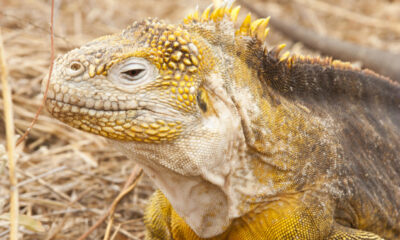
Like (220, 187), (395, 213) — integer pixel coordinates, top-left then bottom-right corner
(0, 0), (399, 239)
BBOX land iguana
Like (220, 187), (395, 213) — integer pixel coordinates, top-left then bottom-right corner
(42, 3), (400, 240)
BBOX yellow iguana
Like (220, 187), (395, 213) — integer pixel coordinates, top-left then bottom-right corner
(43, 3), (400, 240)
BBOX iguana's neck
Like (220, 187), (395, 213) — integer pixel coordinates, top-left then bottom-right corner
(109, 79), (246, 237)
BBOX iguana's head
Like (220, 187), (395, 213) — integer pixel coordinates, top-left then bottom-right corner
(44, 5), (270, 172)
(45, 18), (211, 143)
(44, 5), (275, 237)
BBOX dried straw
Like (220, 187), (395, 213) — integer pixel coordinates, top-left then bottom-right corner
(78, 165), (143, 240)
(0, 27), (19, 240)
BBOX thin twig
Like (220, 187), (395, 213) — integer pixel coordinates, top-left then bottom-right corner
(17, 167), (72, 202)
(103, 213), (115, 240)
(78, 165), (143, 240)
(14, 166), (67, 189)
(0, 27), (18, 240)
(0, 229), (10, 238)
(15, 0), (55, 146)
(109, 224), (121, 240)
(104, 166), (143, 240)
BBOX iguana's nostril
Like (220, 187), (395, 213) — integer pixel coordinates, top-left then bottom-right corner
(67, 61), (85, 76)
(70, 62), (81, 71)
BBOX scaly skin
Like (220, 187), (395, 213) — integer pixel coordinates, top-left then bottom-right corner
(43, 4), (400, 240)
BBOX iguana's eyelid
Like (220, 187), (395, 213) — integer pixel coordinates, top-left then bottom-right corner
(120, 68), (146, 81)
(120, 62), (146, 73)
(109, 57), (156, 88)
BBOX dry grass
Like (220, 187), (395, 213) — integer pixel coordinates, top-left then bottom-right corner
(0, 26), (18, 240)
(0, 0), (398, 239)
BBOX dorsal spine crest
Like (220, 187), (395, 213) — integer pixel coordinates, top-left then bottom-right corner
(184, 3), (271, 43)
(183, 4), (392, 84)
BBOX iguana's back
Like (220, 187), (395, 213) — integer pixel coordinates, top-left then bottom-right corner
(261, 53), (400, 237)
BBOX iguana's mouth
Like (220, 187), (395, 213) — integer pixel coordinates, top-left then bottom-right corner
(46, 98), (179, 119)
(45, 98), (140, 117)
(45, 98), (183, 142)
(45, 88), (140, 112)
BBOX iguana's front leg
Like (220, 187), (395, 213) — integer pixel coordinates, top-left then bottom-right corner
(144, 190), (173, 240)
(144, 190), (384, 240)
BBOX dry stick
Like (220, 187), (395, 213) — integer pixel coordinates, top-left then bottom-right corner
(0, 28), (18, 240)
(16, 0), (55, 146)
(109, 224), (122, 240)
(103, 213), (115, 240)
(78, 165), (144, 240)
(237, 0), (400, 83)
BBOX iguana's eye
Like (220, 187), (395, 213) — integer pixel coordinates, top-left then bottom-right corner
(119, 62), (147, 82)
(121, 68), (146, 81)
(110, 58), (156, 89)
